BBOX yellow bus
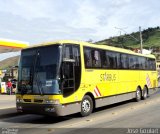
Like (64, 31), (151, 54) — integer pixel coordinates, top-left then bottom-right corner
(157, 61), (160, 71)
(157, 60), (160, 86)
(16, 40), (158, 116)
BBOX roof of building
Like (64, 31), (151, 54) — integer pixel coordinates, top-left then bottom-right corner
(0, 38), (29, 54)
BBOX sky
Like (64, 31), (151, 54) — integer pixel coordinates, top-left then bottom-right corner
(0, 0), (160, 60)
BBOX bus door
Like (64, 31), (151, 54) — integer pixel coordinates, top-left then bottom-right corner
(61, 44), (81, 97)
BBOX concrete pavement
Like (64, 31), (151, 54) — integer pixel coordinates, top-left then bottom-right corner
(0, 89), (160, 134)
(0, 95), (16, 109)
(0, 94), (16, 101)
(0, 95), (17, 117)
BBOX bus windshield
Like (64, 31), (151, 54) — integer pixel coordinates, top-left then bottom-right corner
(17, 45), (61, 95)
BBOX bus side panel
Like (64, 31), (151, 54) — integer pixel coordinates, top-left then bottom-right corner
(95, 92), (135, 108)
(140, 71), (158, 89)
(84, 69), (119, 97)
(118, 70), (140, 94)
(139, 70), (158, 96)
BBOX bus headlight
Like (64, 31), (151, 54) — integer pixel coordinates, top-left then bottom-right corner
(45, 99), (60, 105)
(16, 98), (23, 103)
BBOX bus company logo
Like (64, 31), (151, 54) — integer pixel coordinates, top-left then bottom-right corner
(146, 74), (152, 88)
(93, 86), (101, 97)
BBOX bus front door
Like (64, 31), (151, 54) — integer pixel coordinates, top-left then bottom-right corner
(62, 59), (75, 97)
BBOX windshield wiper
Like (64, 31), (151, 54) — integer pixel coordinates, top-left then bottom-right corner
(34, 72), (43, 95)
(33, 50), (44, 95)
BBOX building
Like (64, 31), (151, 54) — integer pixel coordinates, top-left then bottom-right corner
(0, 38), (29, 93)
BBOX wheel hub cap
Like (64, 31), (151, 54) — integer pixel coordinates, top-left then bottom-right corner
(82, 99), (90, 113)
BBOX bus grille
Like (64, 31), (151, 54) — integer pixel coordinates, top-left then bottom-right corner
(23, 99), (31, 102)
(34, 99), (43, 103)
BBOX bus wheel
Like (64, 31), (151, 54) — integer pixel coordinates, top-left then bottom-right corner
(81, 95), (93, 117)
(136, 88), (141, 102)
(142, 87), (148, 100)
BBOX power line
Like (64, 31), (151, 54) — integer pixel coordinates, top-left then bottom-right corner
(114, 27), (139, 42)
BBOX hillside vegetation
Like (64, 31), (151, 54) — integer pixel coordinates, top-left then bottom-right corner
(0, 56), (19, 69)
(97, 26), (160, 49)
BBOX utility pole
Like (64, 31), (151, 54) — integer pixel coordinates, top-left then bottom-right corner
(115, 26), (143, 53)
(139, 26), (143, 54)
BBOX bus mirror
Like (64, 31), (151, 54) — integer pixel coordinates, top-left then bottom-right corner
(63, 58), (75, 63)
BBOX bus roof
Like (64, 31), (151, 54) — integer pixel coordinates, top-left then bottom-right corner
(26, 40), (156, 59)
(0, 38), (29, 54)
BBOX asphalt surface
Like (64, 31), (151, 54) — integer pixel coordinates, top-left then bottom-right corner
(0, 95), (16, 109)
(0, 89), (160, 134)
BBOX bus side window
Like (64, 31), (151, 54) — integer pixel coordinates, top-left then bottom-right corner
(62, 45), (74, 96)
(101, 51), (108, 68)
(121, 54), (129, 69)
(104, 51), (110, 68)
(62, 44), (81, 97)
(129, 56), (137, 69)
(91, 50), (101, 68)
(116, 53), (121, 69)
(73, 46), (81, 90)
(63, 45), (73, 79)
(63, 46), (71, 59)
(106, 51), (118, 69)
(84, 48), (92, 68)
(149, 59), (156, 70)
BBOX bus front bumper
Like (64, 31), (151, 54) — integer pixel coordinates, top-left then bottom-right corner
(16, 102), (81, 116)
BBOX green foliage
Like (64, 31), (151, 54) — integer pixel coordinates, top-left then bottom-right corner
(97, 26), (160, 49)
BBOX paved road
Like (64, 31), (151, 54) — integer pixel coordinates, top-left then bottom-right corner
(0, 95), (16, 109)
(0, 95), (17, 118)
(0, 89), (160, 134)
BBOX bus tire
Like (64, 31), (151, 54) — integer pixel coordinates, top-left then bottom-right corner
(142, 86), (148, 100)
(81, 95), (93, 117)
(135, 88), (141, 102)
